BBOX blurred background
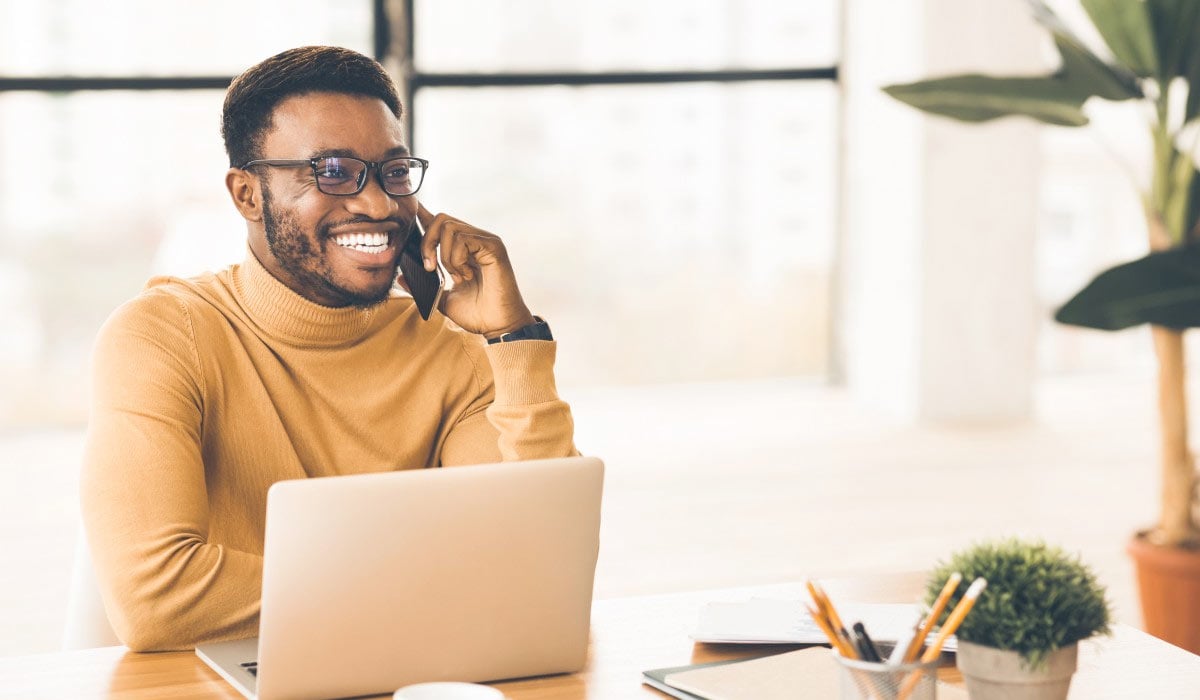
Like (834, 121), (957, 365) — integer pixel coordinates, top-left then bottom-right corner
(0, 0), (1184, 656)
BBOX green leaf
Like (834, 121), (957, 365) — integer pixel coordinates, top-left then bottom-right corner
(1147, 0), (1200, 80)
(1184, 162), (1200, 242)
(1054, 35), (1144, 101)
(883, 76), (1089, 126)
(1081, 0), (1159, 77)
(1029, 0), (1144, 100)
(1054, 247), (1200, 330)
(881, 1), (1142, 128)
(1163, 153), (1197, 241)
(1185, 32), (1200, 123)
(1180, 46), (1200, 123)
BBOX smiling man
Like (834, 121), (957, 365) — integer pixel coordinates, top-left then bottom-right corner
(81, 47), (576, 651)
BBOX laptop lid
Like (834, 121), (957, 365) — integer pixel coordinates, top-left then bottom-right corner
(254, 456), (603, 700)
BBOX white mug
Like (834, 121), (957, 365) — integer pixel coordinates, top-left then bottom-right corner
(393, 681), (505, 700)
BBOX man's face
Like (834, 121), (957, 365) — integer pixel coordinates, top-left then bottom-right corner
(250, 92), (417, 308)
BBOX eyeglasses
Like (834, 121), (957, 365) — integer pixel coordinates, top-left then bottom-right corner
(240, 156), (429, 196)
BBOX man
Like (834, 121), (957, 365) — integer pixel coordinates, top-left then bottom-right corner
(81, 46), (576, 652)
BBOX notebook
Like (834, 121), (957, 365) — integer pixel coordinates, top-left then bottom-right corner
(642, 656), (776, 700)
(196, 456), (604, 700)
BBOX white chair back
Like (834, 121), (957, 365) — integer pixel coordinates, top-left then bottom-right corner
(61, 525), (120, 649)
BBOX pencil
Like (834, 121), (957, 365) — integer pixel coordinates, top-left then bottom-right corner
(898, 578), (988, 700)
(806, 580), (856, 656)
(806, 602), (857, 658)
(903, 571), (962, 663)
(809, 580), (849, 632)
(920, 577), (987, 662)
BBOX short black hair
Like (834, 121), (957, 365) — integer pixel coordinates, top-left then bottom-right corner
(221, 46), (403, 167)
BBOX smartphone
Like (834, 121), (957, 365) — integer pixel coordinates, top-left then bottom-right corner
(397, 218), (443, 320)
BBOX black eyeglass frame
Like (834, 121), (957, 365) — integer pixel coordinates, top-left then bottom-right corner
(240, 156), (430, 197)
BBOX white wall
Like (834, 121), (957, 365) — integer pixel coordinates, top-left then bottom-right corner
(840, 0), (1044, 423)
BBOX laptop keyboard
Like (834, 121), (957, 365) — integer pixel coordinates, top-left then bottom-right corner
(240, 661), (258, 677)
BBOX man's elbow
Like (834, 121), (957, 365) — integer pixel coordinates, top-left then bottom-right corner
(106, 578), (208, 651)
(111, 608), (196, 652)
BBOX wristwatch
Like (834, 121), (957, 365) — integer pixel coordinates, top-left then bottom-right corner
(487, 316), (553, 344)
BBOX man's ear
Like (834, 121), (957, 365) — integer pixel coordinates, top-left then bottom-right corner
(226, 168), (263, 222)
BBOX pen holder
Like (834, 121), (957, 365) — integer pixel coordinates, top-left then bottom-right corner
(832, 650), (938, 700)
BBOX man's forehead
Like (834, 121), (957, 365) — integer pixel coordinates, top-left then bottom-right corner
(264, 91), (406, 156)
(309, 145), (412, 159)
(271, 89), (397, 115)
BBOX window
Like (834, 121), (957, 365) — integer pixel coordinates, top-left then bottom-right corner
(0, 1), (373, 427)
(407, 1), (841, 386)
(0, 0), (841, 427)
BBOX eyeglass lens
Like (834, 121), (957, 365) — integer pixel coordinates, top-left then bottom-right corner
(314, 157), (424, 196)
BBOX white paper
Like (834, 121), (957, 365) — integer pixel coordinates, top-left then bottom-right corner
(691, 598), (956, 651)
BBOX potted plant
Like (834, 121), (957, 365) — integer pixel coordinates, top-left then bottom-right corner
(882, 0), (1200, 652)
(927, 539), (1111, 700)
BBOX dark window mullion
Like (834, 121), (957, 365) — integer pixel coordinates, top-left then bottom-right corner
(0, 77), (232, 92)
(373, 0), (390, 62)
(411, 67), (837, 89)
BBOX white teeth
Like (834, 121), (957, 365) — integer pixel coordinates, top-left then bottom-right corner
(333, 232), (390, 251)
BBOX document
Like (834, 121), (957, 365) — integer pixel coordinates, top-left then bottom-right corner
(691, 598), (956, 651)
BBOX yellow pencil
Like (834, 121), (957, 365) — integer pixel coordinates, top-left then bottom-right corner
(903, 571), (962, 663)
(810, 580), (849, 632)
(920, 577), (987, 662)
(806, 602), (857, 658)
(898, 578), (988, 700)
(806, 580), (856, 657)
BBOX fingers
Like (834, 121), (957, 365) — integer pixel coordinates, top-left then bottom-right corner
(442, 227), (473, 282)
(417, 205), (481, 278)
(440, 228), (492, 285)
(416, 202), (439, 272)
(416, 207), (507, 284)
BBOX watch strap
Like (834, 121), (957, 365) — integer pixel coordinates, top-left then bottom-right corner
(487, 316), (553, 344)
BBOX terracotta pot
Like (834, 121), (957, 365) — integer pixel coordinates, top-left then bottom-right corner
(1127, 532), (1200, 653)
(955, 641), (1077, 700)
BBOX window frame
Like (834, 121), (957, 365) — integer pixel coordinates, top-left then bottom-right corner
(0, 0), (839, 150)
(394, 1), (839, 152)
(0, 0), (844, 381)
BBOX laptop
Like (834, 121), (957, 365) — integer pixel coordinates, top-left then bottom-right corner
(196, 456), (604, 700)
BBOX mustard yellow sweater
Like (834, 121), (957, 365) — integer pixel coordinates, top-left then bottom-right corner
(81, 252), (576, 651)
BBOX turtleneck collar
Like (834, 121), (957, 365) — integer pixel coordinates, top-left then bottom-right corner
(231, 249), (382, 347)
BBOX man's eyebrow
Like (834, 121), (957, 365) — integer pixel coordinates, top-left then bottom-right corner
(309, 146), (412, 159)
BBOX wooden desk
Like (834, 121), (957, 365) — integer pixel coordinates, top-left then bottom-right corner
(2, 583), (1198, 699)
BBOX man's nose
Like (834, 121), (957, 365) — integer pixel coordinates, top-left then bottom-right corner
(344, 171), (400, 219)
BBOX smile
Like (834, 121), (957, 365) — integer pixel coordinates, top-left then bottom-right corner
(332, 232), (391, 254)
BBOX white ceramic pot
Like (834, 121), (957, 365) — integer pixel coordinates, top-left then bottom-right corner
(955, 641), (1078, 700)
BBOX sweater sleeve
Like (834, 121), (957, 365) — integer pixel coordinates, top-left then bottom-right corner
(80, 292), (261, 651)
(439, 338), (579, 466)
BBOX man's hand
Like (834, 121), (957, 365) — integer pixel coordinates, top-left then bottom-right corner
(416, 203), (536, 338)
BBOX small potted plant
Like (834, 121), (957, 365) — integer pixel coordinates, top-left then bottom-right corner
(926, 538), (1111, 700)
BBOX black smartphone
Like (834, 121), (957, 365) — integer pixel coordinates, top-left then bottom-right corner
(397, 218), (442, 320)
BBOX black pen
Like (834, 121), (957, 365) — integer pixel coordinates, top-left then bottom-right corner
(852, 621), (883, 662)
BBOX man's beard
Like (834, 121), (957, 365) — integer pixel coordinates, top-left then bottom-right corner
(261, 183), (397, 308)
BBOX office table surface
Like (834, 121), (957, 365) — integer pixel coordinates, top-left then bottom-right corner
(2, 582), (1199, 699)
